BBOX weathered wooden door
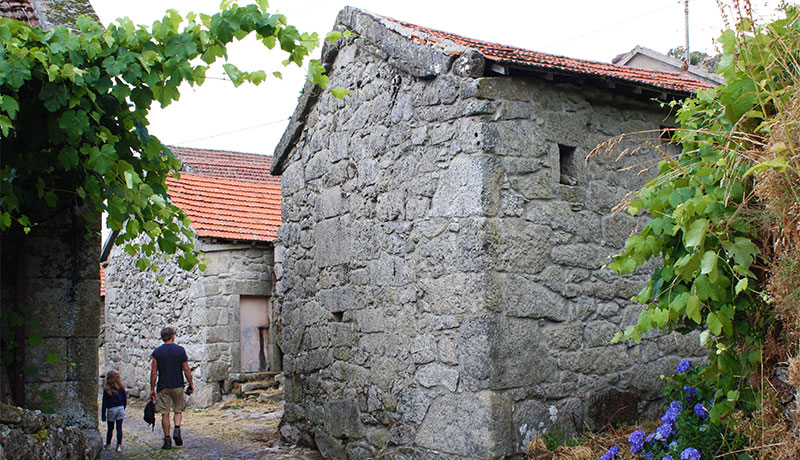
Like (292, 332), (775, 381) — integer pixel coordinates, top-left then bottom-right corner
(240, 295), (269, 372)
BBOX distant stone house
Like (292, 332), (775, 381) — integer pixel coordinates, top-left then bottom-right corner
(270, 8), (711, 460)
(103, 146), (281, 407)
(613, 45), (725, 86)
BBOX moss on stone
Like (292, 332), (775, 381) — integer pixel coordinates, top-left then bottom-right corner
(33, 428), (49, 440)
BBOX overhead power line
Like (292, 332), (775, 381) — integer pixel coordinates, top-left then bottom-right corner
(174, 117), (290, 145)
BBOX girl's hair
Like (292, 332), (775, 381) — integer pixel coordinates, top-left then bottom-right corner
(104, 370), (124, 396)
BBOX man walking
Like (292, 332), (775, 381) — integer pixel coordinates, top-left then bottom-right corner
(150, 326), (194, 450)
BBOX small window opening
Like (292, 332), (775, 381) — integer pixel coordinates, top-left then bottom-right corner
(558, 144), (578, 186)
(331, 311), (344, 322)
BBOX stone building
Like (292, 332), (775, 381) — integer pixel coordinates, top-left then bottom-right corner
(270, 8), (712, 460)
(103, 147), (281, 407)
(1, 1), (104, 458)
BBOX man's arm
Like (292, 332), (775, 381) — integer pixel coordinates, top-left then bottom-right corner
(182, 361), (194, 394)
(149, 358), (157, 399)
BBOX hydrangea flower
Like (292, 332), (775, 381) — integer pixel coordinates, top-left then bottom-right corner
(676, 360), (692, 374)
(628, 430), (646, 453)
(646, 432), (656, 444)
(694, 403), (709, 419)
(599, 445), (620, 460)
(655, 422), (674, 440)
(680, 447), (701, 460)
(669, 441), (678, 450)
(662, 456), (674, 460)
(683, 386), (697, 401)
(643, 453), (655, 459)
(661, 403), (682, 425)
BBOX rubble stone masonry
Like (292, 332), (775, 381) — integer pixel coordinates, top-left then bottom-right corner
(274, 24), (705, 460)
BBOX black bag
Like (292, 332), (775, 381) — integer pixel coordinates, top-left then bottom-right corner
(143, 398), (155, 431)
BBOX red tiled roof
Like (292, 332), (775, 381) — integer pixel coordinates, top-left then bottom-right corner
(169, 146), (280, 185)
(0, 0), (39, 26)
(166, 172), (280, 242)
(384, 16), (713, 94)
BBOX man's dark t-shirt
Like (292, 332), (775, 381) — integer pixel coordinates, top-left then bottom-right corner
(151, 343), (188, 391)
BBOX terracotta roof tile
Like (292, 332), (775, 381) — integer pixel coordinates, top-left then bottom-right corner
(169, 146), (279, 185)
(166, 172), (280, 243)
(383, 16), (714, 94)
(0, 0), (39, 26)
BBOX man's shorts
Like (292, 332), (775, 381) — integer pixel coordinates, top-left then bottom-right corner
(155, 387), (186, 414)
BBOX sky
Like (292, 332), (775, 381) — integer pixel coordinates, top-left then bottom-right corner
(89, 0), (785, 156)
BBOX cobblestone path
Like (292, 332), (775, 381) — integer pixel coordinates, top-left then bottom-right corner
(98, 400), (321, 460)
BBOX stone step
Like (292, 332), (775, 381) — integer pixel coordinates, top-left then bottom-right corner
(230, 371), (280, 383)
(240, 380), (278, 393)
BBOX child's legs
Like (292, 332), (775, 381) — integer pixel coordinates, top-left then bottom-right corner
(115, 419), (123, 445)
(106, 421), (114, 444)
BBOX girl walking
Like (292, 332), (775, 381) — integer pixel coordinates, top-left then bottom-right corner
(101, 370), (127, 452)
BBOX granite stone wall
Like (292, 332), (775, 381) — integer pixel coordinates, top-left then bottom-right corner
(0, 403), (101, 460)
(0, 212), (102, 430)
(104, 239), (274, 407)
(275, 33), (705, 460)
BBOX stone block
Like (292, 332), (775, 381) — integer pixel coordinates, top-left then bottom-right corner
(415, 391), (512, 458)
(500, 274), (568, 321)
(315, 430), (348, 460)
(411, 335), (437, 364)
(206, 325), (239, 344)
(324, 399), (364, 438)
(414, 363), (459, 392)
(458, 316), (556, 391)
(550, 244), (610, 269)
(602, 212), (637, 248)
(313, 218), (352, 268)
(430, 155), (500, 217)
(493, 220), (551, 274)
(419, 273), (499, 316)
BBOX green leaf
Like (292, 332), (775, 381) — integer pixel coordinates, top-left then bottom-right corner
(683, 218), (708, 249)
(734, 278), (748, 295)
(45, 352), (59, 365)
(326, 30), (342, 43)
(744, 155), (789, 176)
(686, 294), (702, 324)
(223, 63), (244, 87)
(700, 250), (717, 275)
(28, 334), (43, 346)
(707, 311), (722, 335)
(331, 86), (350, 99)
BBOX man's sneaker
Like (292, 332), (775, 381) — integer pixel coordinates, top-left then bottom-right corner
(162, 436), (172, 450)
(173, 427), (183, 446)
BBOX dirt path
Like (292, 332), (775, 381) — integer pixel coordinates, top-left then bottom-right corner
(98, 399), (321, 460)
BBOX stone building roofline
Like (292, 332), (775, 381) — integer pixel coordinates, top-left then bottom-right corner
(271, 6), (713, 174)
(613, 45), (726, 85)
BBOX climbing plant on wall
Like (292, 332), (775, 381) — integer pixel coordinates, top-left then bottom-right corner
(0, 0), (339, 270)
(602, 4), (800, 425)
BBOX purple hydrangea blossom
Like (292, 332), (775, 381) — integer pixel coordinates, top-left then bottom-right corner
(643, 453), (655, 459)
(646, 432), (656, 444)
(683, 386), (697, 401)
(680, 447), (701, 460)
(694, 403), (709, 419)
(661, 404), (682, 425)
(655, 422), (674, 440)
(662, 456), (674, 460)
(676, 360), (692, 374)
(628, 430), (646, 453)
(599, 445), (620, 460)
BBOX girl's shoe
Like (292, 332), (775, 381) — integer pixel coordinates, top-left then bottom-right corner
(115, 445), (122, 452)
(104, 444), (111, 450)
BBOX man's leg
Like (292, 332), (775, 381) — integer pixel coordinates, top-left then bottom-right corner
(173, 412), (183, 446)
(161, 413), (171, 436)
